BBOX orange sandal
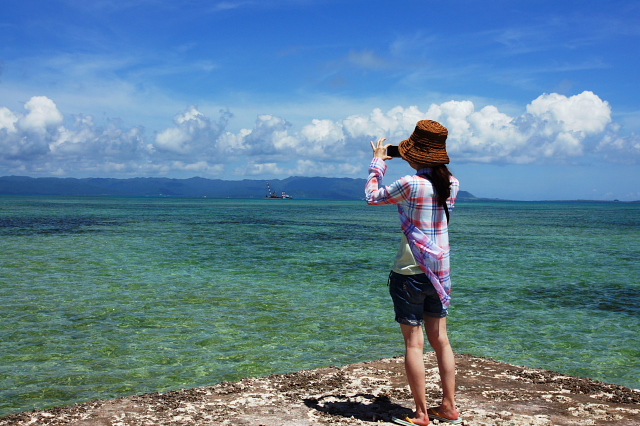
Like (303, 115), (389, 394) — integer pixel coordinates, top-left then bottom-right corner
(427, 407), (463, 424)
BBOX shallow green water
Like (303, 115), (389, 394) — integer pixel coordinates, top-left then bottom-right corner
(0, 196), (638, 415)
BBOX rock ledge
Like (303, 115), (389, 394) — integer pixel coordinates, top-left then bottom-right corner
(2, 353), (639, 426)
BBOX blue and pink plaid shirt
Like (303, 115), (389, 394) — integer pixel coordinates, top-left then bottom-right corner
(365, 157), (459, 308)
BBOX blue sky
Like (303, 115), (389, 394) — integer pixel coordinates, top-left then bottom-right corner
(1, 0), (639, 200)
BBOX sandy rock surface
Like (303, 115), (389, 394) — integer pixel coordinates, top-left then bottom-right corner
(2, 353), (639, 426)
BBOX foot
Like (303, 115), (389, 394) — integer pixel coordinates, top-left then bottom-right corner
(392, 415), (430, 426)
(427, 406), (462, 424)
(410, 416), (430, 426)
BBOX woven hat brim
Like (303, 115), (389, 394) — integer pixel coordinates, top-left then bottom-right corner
(399, 138), (450, 165)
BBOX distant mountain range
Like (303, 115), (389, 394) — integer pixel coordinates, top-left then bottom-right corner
(0, 175), (479, 200)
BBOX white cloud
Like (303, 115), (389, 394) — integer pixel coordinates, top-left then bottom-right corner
(153, 106), (230, 156)
(298, 119), (345, 157)
(595, 123), (640, 163)
(421, 91), (615, 163)
(0, 91), (637, 179)
(217, 128), (252, 154)
(241, 114), (294, 156)
(51, 116), (148, 162)
(526, 91), (611, 134)
(0, 96), (65, 160)
(19, 96), (65, 134)
(0, 107), (19, 133)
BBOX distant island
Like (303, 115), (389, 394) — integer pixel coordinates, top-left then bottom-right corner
(0, 175), (479, 200)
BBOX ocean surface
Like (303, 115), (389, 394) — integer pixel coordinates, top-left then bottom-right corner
(0, 196), (638, 416)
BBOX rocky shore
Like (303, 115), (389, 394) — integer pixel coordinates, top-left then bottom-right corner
(2, 353), (639, 426)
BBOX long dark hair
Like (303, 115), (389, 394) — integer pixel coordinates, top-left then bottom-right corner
(421, 164), (452, 207)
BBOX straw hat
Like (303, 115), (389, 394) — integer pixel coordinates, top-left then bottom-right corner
(399, 120), (450, 165)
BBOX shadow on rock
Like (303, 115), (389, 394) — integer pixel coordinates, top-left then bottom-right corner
(304, 393), (412, 422)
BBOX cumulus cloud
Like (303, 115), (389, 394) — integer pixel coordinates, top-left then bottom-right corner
(153, 106), (230, 156)
(0, 91), (637, 179)
(595, 123), (640, 164)
(0, 96), (64, 160)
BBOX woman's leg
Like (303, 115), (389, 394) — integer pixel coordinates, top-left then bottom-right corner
(424, 316), (459, 419)
(400, 323), (430, 425)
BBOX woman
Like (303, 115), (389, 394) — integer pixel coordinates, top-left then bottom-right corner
(365, 120), (462, 426)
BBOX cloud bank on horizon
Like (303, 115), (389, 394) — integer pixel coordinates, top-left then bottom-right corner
(1, 91), (637, 180)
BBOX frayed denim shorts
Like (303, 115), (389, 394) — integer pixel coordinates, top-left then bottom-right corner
(388, 271), (448, 325)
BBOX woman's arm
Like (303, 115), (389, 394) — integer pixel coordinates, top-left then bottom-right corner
(365, 138), (413, 205)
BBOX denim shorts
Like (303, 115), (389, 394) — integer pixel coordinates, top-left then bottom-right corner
(388, 271), (448, 325)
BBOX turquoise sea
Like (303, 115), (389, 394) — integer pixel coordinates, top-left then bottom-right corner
(1, 196), (639, 416)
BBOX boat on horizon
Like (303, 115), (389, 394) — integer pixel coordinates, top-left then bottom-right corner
(264, 182), (293, 199)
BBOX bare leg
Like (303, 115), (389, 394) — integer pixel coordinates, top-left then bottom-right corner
(400, 323), (430, 425)
(424, 316), (459, 419)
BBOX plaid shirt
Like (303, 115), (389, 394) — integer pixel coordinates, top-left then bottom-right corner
(365, 157), (459, 307)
